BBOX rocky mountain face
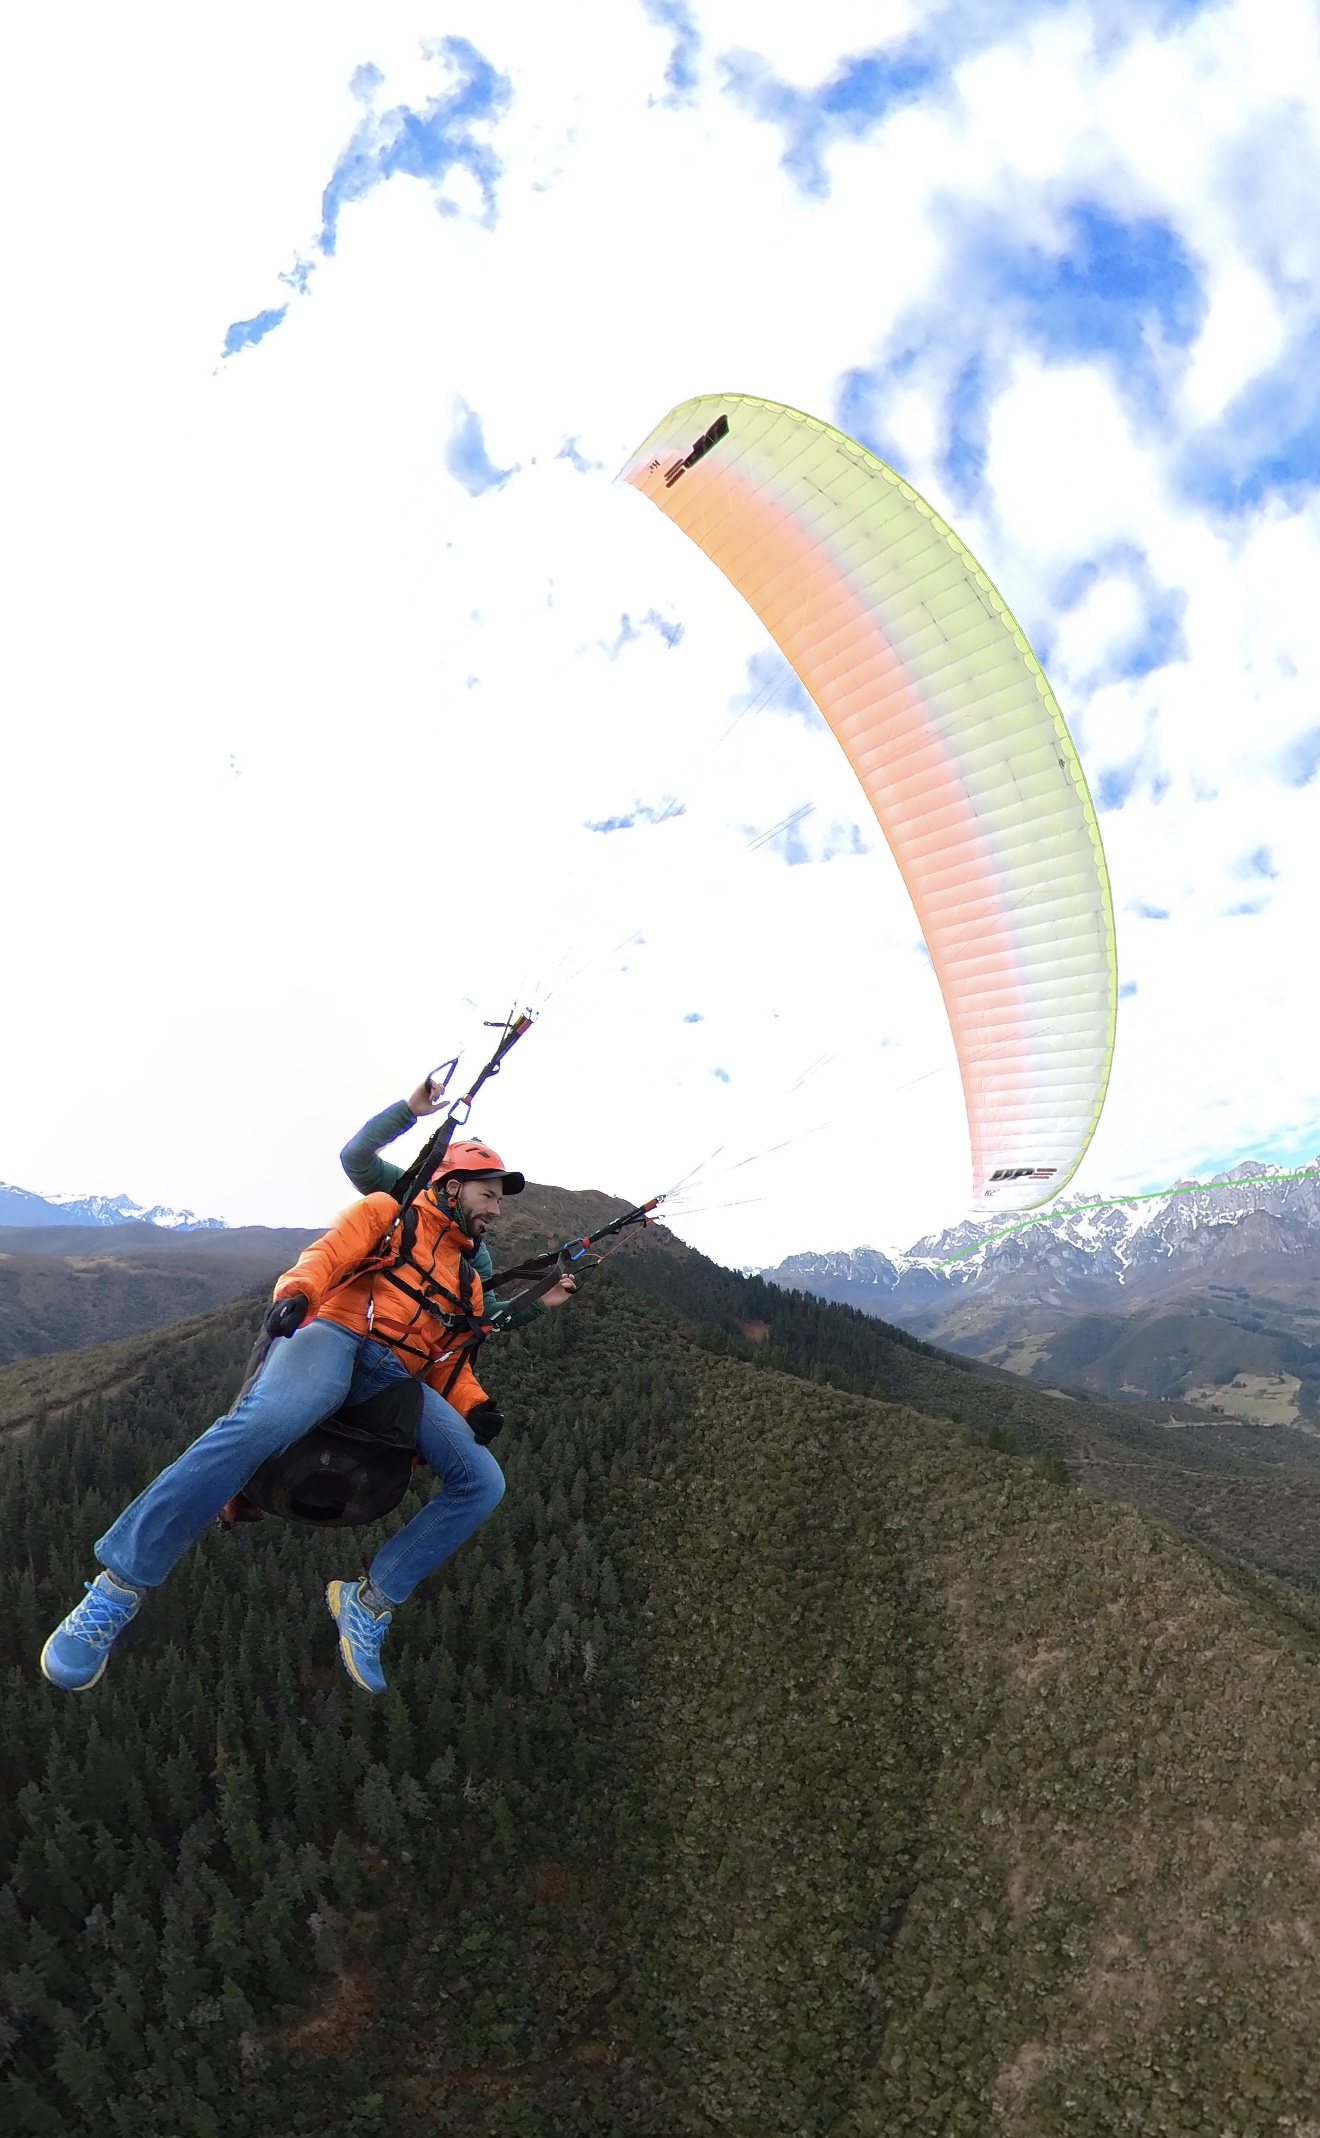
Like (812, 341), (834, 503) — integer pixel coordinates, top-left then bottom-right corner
(762, 1160), (1320, 1415)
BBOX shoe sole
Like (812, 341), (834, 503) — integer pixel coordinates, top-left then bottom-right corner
(39, 1634), (107, 1692)
(325, 1580), (386, 1695)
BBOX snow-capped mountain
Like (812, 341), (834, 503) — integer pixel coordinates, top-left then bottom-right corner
(763, 1160), (1320, 1322)
(0, 1182), (226, 1230)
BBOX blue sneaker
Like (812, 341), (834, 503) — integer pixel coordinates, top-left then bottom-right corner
(41, 1573), (142, 1691)
(326, 1578), (392, 1694)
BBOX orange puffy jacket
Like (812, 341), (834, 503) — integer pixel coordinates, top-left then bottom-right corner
(272, 1190), (490, 1416)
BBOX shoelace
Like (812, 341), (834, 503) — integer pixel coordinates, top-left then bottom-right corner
(63, 1581), (136, 1653)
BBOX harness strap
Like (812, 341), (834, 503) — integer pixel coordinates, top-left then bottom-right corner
(373, 1264), (466, 1323)
(428, 1327), (489, 1400)
(363, 1326), (435, 1369)
(342, 1199), (493, 1383)
(327, 1195), (474, 1324)
(488, 1260), (578, 1320)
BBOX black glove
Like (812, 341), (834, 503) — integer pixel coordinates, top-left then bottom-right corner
(466, 1399), (507, 1446)
(264, 1294), (309, 1340)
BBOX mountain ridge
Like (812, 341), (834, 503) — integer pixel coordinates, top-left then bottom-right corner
(762, 1160), (1320, 1416)
(0, 1180), (226, 1230)
(770, 1159), (1320, 1301)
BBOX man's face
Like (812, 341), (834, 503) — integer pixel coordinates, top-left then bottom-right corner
(455, 1176), (504, 1238)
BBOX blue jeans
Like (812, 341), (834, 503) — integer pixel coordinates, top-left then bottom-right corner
(95, 1318), (505, 1604)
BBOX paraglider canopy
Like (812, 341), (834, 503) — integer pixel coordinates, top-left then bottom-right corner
(620, 394), (1117, 1213)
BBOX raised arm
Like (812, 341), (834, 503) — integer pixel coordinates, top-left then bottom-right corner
(339, 1101), (418, 1196)
(340, 1069), (454, 1196)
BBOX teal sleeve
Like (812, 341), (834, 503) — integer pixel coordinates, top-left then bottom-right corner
(339, 1099), (419, 1197)
(497, 1300), (548, 1331)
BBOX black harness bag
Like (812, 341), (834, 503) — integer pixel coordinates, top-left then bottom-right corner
(236, 1378), (424, 1528)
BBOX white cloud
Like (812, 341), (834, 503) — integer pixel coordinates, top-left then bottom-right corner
(1182, 260), (1286, 422)
(2, 0), (1319, 1272)
(985, 360), (1161, 562)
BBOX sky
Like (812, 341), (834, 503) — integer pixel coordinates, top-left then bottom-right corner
(3, 0), (1320, 1266)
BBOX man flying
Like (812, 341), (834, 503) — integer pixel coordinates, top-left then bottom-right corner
(342, 1070), (505, 1302)
(41, 1125), (574, 1697)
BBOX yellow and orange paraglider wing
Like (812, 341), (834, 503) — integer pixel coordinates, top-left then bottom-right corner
(620, 395), (1116, 1211)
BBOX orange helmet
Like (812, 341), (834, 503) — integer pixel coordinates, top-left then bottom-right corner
(432, 1140), (525, 1196)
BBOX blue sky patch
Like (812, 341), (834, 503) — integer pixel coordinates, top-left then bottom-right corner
(1231, 844), (1278, 880)
(684, 1011), (704, 1023)
(711, 1066), (731, 1083)
(557, 437), (604, 474)
(723, 38), (943, 197)
(1184, 320), (1320, 514)
(837, 198), (1206, 508)
(941, 354), (989, 500)
(821, 821), (869, 860)
(725, 4), (1215, 199)
(602, 615), (641, 660)
(639, 0), (700, 101)
(646, 608), (684, 649)
(739, 806), (864, 865)
(319, 38), (511, 255)
(1133, 900), (1171, 919)
(222, 305), (289, 358)
(1109, 602), (1184, 685)
(1277, 726), (1320, 787)
(446, 402), (518, 495)
(1047, 544), (1187, 688)
(998, 202), (1203, 376)
(600, 610), (684, 659)
(745, 802), (816, 862)
(222, 39), (511, 358)
(1097, 760), (1140, 813)
(1119, 980), (1138, 997)
(585, 799), (686, 833)
(734, 648), (821, 725)
(835, 365), (907, 475)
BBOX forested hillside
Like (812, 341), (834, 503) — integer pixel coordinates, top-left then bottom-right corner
(7, 1246), (1320, 2133)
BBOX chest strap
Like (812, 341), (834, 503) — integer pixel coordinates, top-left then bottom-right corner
(357, 1203), (491, 1377)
